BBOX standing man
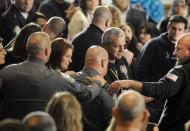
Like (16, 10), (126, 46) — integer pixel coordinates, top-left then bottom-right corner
(134, 15), (187, 123)
(0, 0), (34, 46)
(102, 27), (133, 84)
(111, 33), (190, 131)
(71, 46), (113, 131)
(70, 6), (112, 72)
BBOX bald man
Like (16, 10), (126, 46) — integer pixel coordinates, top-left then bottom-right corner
(0, 32), (104, 119)
(110, 33), (190, 131)
(70, 5), (112, 72)
(106, 90), (149, 131)
(71, 46), (114, 131)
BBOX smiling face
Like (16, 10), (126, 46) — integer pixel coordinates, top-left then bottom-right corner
(61, 48), (73, 70)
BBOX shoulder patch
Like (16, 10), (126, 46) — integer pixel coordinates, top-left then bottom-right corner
(166, 73), (178, 82)
(60, 72), (75, 83)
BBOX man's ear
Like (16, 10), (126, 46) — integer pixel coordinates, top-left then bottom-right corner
(101, 59), (105, 68)
(141, 109), (149, 123)
(45, 48), (49, 56)
(105, 19), (111, 28)
(112, 107), (119, 119)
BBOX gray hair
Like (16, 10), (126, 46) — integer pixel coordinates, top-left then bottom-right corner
(23, 111), (56, 131)
(102, 27), (125, 45)
(116, 90), (145, 122)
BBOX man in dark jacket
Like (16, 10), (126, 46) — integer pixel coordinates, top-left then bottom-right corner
(71, 46), (113, 131)
(0, 0), (34, 46)
(0, 32), (104, 119)
(70, 6), (112, 72)
(111, 33), (190, 131)
(134, 15), (188, 123)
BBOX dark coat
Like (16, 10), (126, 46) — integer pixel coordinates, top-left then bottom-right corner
(70, 24), (104, 72)
(142, 60), (190, 131)
(0, 59), (101, 119)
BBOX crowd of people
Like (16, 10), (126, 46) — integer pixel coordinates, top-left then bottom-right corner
(1, 0), (190, 131)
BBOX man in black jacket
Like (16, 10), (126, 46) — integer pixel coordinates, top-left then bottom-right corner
(0, 0), (34, 46)
(134, 15), (188, 123)
(70, 6), (112, 72)
(111, 33), (190, 131)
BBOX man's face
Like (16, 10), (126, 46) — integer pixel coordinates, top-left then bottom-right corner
(173, 39), (190, 65)
(15, 0), (34, 12)
(108, 35), (126, 61)
(167, 22), (186, 42)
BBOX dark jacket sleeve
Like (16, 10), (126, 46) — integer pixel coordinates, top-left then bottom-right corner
(141, 67), (184, 100)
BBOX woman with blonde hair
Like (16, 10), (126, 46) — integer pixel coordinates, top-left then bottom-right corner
(46, 92), (83, 131)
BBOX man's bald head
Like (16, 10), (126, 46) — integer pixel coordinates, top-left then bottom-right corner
(26, 32), (51, 61)
(85, 46), (108, 76)
(115, 90), (146, 123)
(174, 33), (190, 65)
(92, 6), (112, 31)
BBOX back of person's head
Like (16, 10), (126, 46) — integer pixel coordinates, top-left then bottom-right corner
(46, 92), (82, 131)
(23, 111), (56, 131)
(46, 38), (73, 71)
(111, 90), (149, 130)
(102, 27), (125, 46)
(13, 23), (42, 59)
(167, 15), (188, 29)
(107, 5), (121, 27)
(43, 16), (65, 40)
(139, 22), (160, 38)
(85, 45), (109, 76)
(0, 119), (28, 131)
(92, 5), (112, 30)
(26, 32), (51, 61)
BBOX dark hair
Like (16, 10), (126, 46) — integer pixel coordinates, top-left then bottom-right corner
(46, 38), (73, 71)
(139, 22), (160, 38)
(80, 0), (102, 16)
(0, 119), (28, 131)
(13, 23), (41, 59)
(168, 15), (188, 29)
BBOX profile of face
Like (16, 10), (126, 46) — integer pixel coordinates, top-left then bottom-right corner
(15, 0), (34, 13)
(0, 43), (7, 65)
(36, 18), (47, 28)
(61, 48), (73, 70)
(109, 35), (126, 61)
(139, 28), (152, 44)
(86, 0), (99, 11)
(167, 22), (186, 42)
(173, 37), (190, 65)
(113, 0), (129, 12)
(120, 24), (133, 43)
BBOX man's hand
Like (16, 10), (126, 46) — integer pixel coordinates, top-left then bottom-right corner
(86, 75), (107, 86)
(109, 80), (130, 93)
(122, 49), (134, 65)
